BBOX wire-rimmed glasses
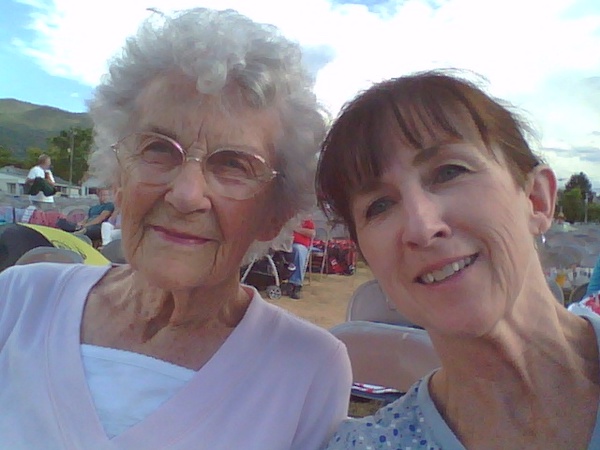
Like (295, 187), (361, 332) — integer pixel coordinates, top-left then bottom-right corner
(111, 131), (279, 200)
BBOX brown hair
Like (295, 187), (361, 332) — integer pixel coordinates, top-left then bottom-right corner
(316, 70), (542, 241)
(37, 154), (51, 165)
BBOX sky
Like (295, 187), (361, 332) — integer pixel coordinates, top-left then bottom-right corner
(1, 0), (599, 190)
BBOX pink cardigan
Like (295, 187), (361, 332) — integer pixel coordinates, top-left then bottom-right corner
(0, 263), (351, 449)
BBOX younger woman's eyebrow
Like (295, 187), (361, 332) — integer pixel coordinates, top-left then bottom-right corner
(412, 138), (465, 166)
(353, 178), (385, 197)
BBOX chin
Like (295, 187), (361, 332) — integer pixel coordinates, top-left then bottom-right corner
(150, 268), (207, 290)
(130, 256), (206, 289)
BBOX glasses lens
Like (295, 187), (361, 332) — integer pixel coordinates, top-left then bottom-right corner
(205, 149), (274, 199)
(133, 133), (183, 184)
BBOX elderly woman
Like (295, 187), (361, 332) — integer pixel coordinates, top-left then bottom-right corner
(0, 8), (351, 449)
(318, 72), (600, 449)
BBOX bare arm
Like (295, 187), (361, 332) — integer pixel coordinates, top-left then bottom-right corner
(44, 171), (56, 186)
(80, 210), (112, 227)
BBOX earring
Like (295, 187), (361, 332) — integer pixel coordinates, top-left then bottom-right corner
(534, 232), (546, 251)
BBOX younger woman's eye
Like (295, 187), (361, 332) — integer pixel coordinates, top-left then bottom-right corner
(365, 197), (394, 219)
(434, 164), (469, 183)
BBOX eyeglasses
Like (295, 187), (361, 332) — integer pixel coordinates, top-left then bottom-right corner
(111, 131), (279, 200)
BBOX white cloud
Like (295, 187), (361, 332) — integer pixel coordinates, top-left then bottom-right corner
(12, 0), (600, 189)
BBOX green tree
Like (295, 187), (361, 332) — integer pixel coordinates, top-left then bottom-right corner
(562, 187), (585, 223)
(47, 127), (93, 184)
(555, 188), (565, 217)
(588, 203), (600, 223)
(0, 146), (18, 167)
(565, 172), (593, 200)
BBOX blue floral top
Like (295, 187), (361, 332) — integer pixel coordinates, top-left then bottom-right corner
(326, 312), (600, 450)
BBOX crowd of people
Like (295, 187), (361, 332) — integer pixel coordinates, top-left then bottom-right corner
(0, 6), (599, 449)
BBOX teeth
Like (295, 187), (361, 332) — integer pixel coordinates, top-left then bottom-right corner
(420, 256), (475, 284)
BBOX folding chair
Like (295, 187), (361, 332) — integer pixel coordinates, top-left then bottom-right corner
(569, 282), (590, 305)
(307, 226), (330, 282)
(15, 247), (84, 265)
(546, 277), (565, 306)
(346, 279), (416, 327)
(100, 239), (127, 264)
(330, 321), (440, 402)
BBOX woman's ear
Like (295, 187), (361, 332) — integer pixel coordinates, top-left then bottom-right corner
(526, 165), (557, 235)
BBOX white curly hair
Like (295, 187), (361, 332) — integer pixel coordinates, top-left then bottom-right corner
(87, 8), (327, 262)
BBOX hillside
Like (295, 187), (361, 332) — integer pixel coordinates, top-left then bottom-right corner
(0, 99), (92, 157)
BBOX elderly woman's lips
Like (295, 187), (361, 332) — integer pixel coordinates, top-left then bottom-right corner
(151, 226), (209, 245)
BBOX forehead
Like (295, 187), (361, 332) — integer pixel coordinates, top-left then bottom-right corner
(320, 90), (507, 212)
(132, 74), (281, 154)
(358, 103), (490, 180)
(379, 100), (484, 152)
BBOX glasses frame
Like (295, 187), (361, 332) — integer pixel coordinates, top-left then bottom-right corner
(111, 131), (279, 200)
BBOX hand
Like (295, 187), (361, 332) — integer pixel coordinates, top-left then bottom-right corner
(45, 171), (55, 185)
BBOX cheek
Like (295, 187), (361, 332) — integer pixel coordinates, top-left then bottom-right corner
(356, 224), (396, 270)
(217, 200), (265, 244)
(118, 183), (163, 257)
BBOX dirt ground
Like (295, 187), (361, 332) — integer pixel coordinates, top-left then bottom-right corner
(264, 262), (374, 329)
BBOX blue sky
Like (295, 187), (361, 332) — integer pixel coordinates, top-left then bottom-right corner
(2, 0), (600, 188)
(0, 1), (91, 112)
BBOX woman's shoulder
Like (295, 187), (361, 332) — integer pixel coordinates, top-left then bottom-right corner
(0, 263), (111, 308)
(1, 262), (108, 285)
(327, 378), (443, 450)
(254, 293), (338, 343)
(244, 288), (348, 364)
(0, 264), (111, 344)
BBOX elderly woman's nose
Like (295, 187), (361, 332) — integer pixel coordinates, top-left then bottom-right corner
(401, 191), (450, 248)
(165, 163), (212, 213)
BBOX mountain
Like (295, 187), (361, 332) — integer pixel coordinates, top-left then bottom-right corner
(0, 99), (92, 157)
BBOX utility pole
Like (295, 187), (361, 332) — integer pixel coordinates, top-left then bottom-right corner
(69, 129), (77, 189)
(584, 192), (593, 223)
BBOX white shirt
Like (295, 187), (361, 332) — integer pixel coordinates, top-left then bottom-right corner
(26, 165), (45, 180)
(26, 165), (55, 203)
(81, 344), (196, 438)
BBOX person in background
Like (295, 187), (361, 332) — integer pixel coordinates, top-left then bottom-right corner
(76, 188), (115, 241)
(586, 254), (600, 297)
(25, 154), (57, 206)
(317, 71), (600, 449)
(57, 188), (115, 241)
(101, 209), (122, 247)
(0, 8), (351, 449)
(286, 218), (316, 300)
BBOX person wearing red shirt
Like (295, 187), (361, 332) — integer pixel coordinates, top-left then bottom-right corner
(287, 219), (315, 299)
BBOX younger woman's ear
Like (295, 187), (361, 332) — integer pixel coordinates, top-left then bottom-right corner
(526, 165), (557, 235)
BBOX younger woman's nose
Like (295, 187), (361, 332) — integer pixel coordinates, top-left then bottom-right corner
(401, 191), (451, 248)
